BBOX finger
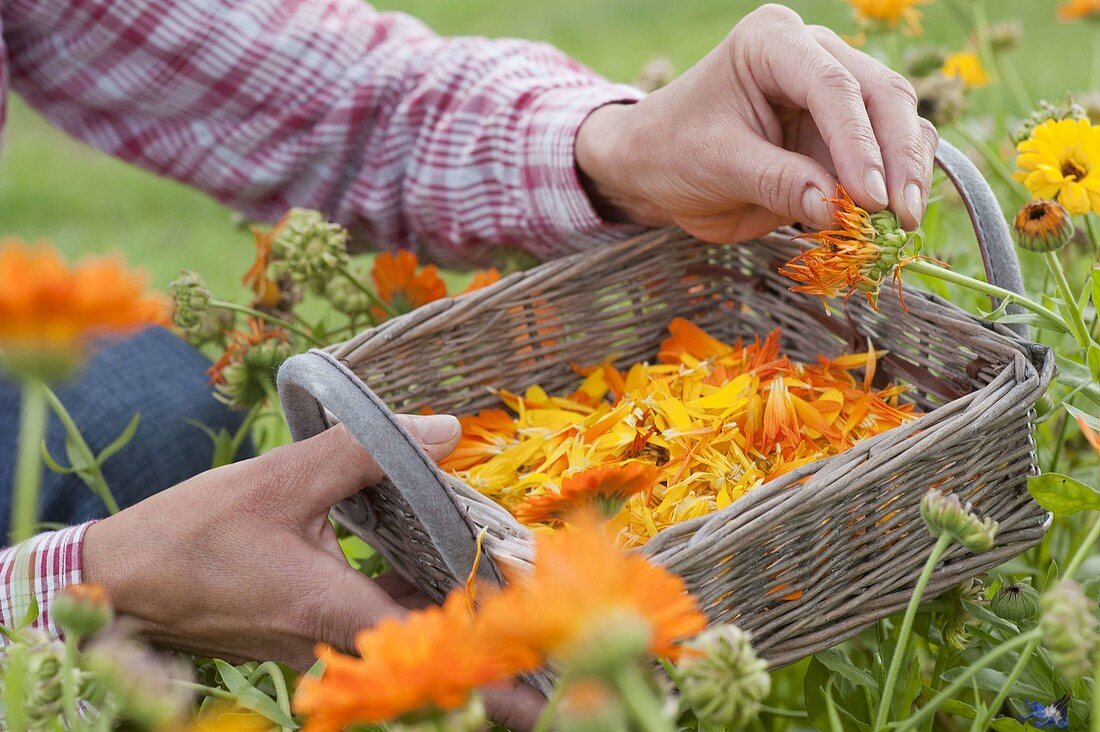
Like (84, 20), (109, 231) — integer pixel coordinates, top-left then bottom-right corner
(727, 137), (837, 229)
(483, 679), (546, 732)
(812, 26), (939, 227)
(265, 414), (461, 516)
(745, 7), (888, 212)
(311, 563), (408, 659)
(679, 206), (791, 244)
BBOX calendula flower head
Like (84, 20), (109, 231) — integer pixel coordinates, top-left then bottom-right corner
(294, 592), (515, 732)
(8, 630), (75, 727)
(941, 51), (989, 87)
(209, 317), (293, 408)
(324, 268), (374, 317)
(84, 632), (194, 730)
(1058, 0), (1100, 21)
(386, 697), (488, 732)
(914, 73), (968, 127)
(920, 489), (998, 553)
(515, 462), (660, 524)
(0, 240), (169, 379)
(182, 309), (235, 349)
(1040, 580), (1099, 681)
(267, 208), (350, 290)
(903, 43), (949, 78)
(677, 625), (770, 729)
(935, 578), (983, 650)
(186, 704), (275, 731)
(477, 518), (707, 672)
(990, 579), (1041, 625)
(846, 0), (928, 35)
(557, 679), (629, 732)
(1013, 200), (1075, 253)
(1011, 97), (1089, 146)
(461, 267), (502, 295)
(169, 270), (211, 331)
(780, 185), (918, 310)
(54, 583), (113, 637)
(985, 18), (1024, 52)
(1015, 118), (1100, 215)
(371, 250), (447, 319)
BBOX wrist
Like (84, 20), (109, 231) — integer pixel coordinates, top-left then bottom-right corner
(575, 102), (669, 227)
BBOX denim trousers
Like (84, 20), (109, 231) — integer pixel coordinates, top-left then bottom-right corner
(0, 328), (250, 529)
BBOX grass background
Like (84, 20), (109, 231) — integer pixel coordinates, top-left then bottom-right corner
(0, 0), (1092, 297)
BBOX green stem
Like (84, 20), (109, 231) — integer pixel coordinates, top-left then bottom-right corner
(760, 705), (809, 719)
(905, 259), (1064, 326)
(61, 632), (81, 726)
(40, 384), (120, 514)
(1044, 251), (1091, 348)
(11, 381), (48, 543)
(245, 661), (294, 731)
(875, 533), (953, 730)
(614, 663), (675, 732)
(1063, 511), (1100, 581)
(1086, 214), (1100, 261)
(210, 299), (324, 347)
(5, 642), (29, 732)
(336, 264), (395, 321)
(533, 673), (572, 732)
(894, 630), (1041, 732)
(1092, 648), (1100, 732)
(968, 636), (1040, 732)
(176, 680), (240, 702)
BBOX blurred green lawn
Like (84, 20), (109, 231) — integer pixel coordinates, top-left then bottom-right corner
(0, 0), (1091, 295)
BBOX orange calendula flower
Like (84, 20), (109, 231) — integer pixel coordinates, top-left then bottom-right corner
(515, 462), (660, 524)
(779, 185), (918, 310)
(1013, 200), (1075, 253)
(941, 51), (989, 88)
(461, 267), (501, 294)
(370, 250), (447, 319)
(242, 213), (290, 309)
(0, 239), (168, 367)
(846, 0), (928, 35)
(1058, 0), (1100, 21)
(477, 519), (707, 666)
(295, 591), (515, 731)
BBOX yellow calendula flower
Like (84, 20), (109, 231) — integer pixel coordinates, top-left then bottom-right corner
(846, 0), (929, 35)
(941, 51), (989, 88)
(1015, 118), (1100, 215)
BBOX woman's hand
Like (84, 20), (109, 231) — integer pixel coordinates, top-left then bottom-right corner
(575, 3), (938, 242)
(81, 415), (544, 730)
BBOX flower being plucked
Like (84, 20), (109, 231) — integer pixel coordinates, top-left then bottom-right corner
(1011, 97), (1088, 146)
(169, 271), (211, 331)
(371, 250), (447, 319)
(0, 240), (169, 377)
(1058, 0), (1100, 21)
(940, 51), (989, 88)
(677, 625), (770, 729)
(1040, 580), (1098, 681)
(294, 592), (514, 732)
(515, 462), (660, 524)
(477, 518), (707, 671)
(1013, 200), (1075, 252)
(208, 317), (293, 408)
(845, 0), (928, 35)
(780, 185), (919, 310)
(990, 579), (1041, 624)
(919, 489), (998, 553)
(1015, 118), (1100, 215)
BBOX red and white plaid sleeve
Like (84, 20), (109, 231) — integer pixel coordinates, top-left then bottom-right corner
(1, 0), (644, 267)
(0, 523), (91, 640)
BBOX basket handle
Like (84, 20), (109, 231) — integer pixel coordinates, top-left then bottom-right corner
(933, 139), (1026, 335)
(276, 349), (500, 586)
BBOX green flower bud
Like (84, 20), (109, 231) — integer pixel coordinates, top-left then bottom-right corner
(936, 579), (983, 650)
(986, 19), (1023, 52)
(914, 73), (968, 127)
(904, 44), (949, 78)
(324, 270), (373, 316)
(677, 625), (770, 729)
(269, 208), (349, 287)
(990, 580), (1041, 624)
(215, 335), (293, 409)
(169, 270), (211, 331)
(1040, 580), (1099, 682)
(54, 583), (113, 638)
(1012, 97), (1088, 145)
(184, 308), (236, 348)
(1013, 200), (1075, 253)
(920, 489), (998, 553)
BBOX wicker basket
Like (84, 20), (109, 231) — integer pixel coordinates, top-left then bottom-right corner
(278, 141), (1053, 668)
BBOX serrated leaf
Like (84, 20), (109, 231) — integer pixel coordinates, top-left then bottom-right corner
(214, 660), (297, 728)
(96, 413), (141, 464)
(1028, 472), (1100, 516)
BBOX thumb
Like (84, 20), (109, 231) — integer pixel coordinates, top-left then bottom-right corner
(269, 413), (461, 517)
(737, 140), (837, 229)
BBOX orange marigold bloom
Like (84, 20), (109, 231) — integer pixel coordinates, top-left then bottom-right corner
(478, 519), (707, 666)
(242, 213), (290, 309)
(846, 0), (928, 34)
(0, 239), (168, 357)
(1058, 0), (1100, 21)
(371, 250), (447, 319)
(1013, 200), (1075, 253)
(294, 591), (515, 731)
(780, 185), (916, 310)
(461, 268), (501, 294)
(515, 462), (660, 524)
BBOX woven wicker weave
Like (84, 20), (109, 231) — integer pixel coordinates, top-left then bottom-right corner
(278, 141), (1052, 667)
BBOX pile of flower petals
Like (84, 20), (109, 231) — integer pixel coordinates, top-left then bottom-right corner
(442, 318), (917, 547)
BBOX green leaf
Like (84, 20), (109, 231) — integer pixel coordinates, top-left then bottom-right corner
(1089, 346), (1100, 384)
(1063, 402), (1100, 431)
(937, 696), (977, 720)
(991, 718), (1035, 731)
(941, 668), (1046, 701)
(39, 442), (77, 475)
(213, 660), (298, 729)
(18, 594), (39, 631)
(814, 648), (879, 694)
(96, 413), (141, 464)
(1028, 472), (1100, 516)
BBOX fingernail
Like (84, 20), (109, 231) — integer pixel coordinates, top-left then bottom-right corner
(801, 186), (830, 226)
(904, 182), (925, 222)
(408, 414), (460, 445)
(864, 169), (889, 206)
